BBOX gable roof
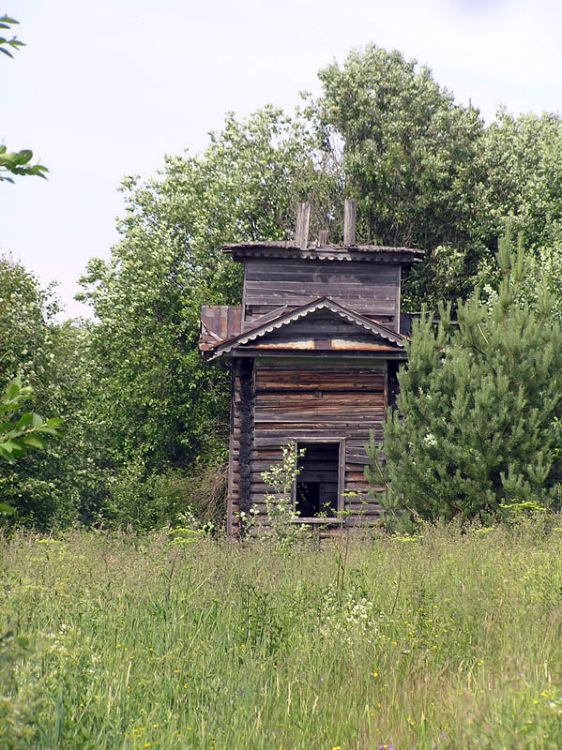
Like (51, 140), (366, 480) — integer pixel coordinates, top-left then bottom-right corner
(207, 297), (409, 360)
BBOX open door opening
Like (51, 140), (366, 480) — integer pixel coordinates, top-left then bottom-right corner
(296, 442), (340, 518)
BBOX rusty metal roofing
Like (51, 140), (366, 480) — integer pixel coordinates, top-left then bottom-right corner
(207, 297), (408, 360)
(223, 241), (424, 263)
(200, 305), (242, 352)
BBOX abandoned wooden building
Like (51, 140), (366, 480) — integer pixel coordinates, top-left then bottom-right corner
(199, 201), (424, 533)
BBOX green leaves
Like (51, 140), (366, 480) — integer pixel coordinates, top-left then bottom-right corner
(0, 14), (25, 58)
(0, 377), (63, 518)
(0, 14), (49, 183)
(371, 234), (562, 524)
(0, 146), (48, 183)
(0, 378), (62, 465)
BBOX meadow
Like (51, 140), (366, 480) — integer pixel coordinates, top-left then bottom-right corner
(1, 522), (562, 750)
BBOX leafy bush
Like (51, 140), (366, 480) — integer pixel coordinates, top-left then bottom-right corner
(0, 378), (62, 522)
(0, 256), (91, 529)
(249, 443), (309, 545)
(101, 461), (227, 531)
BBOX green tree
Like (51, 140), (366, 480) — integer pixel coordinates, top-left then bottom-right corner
(316, 46), (490, 262)
(0, 378), (61, 514)
(0, 379), (61, 463)
(77, 107), (336, 524)
(476, 111), (562, 318)
(314, 46), (562, 310)
(368, 232), (562, 524)
(0, 255), (89, 528)
(484, 110), (562, 251)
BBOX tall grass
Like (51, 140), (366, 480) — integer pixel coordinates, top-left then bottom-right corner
(1, 522), (562, 749)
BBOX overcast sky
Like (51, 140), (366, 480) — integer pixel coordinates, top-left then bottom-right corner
(2, 0), (562, 318)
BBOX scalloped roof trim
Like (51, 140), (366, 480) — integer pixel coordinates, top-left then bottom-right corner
(208, 297), (408, 360)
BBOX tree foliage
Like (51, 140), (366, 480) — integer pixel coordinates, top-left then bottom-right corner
(76, 108), (337, 517)
(484, 109), (562, 250)
(316, 45), (562, 309)
(317, 45), (490, 251)
(0, 378), (61, 516)
(368, 232), (562, 524)
(0, 256), (88, 527)
(0, 14), (24, 57)
(0, 379), (61, 464)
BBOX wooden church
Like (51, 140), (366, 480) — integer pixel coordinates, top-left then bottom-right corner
(199, 201), (424, 534)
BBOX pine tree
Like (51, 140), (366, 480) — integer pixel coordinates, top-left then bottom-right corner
(367, 232), (562, 523)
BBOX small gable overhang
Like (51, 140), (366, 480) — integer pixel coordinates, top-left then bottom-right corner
(200, 305), (242, 352)
(206, 297), (409, 361)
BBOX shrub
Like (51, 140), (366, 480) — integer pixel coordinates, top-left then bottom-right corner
(101, 461), (227, 531)
(368, 233), (562, 525)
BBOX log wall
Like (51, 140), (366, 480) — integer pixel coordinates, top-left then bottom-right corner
(243, 260), (400, 330)
(233, 357), (387, 528)
(226, 359), (254, 535)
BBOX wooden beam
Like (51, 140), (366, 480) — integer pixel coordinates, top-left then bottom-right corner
(343, 199), (357, 246)
(318, 229), (330, 247)
(295, 202), (311, 250)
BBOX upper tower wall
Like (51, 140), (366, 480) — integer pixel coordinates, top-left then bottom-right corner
(225, 241), (424, 334)
(242, 257), (400, 330)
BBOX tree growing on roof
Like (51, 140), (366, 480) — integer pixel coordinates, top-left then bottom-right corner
(367, 229), (562, 525)
(316, 43), (490, 308)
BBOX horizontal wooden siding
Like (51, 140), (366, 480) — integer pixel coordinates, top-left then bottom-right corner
(249, 359), (386, 524)
(243, 260), (400, 330)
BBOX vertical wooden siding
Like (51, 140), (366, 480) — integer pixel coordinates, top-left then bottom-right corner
(248, 358), (386, 524)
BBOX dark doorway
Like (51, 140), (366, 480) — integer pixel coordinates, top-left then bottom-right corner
(296, 442), (340, 518)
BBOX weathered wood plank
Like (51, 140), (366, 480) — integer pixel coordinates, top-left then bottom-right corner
(246, 296), (396, 313)
(244, 259), (398, 283)
(344, 199), (357, 246)
(245, 280), (397, 295)
(242, 258), (400, 328)
(295, 203), (311, 250)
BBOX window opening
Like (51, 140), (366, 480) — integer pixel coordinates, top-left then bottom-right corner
(295, 442), (340, 518)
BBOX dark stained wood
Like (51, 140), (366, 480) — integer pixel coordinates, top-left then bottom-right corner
(238, 359), (254, 515)
(226, 362), (242, 535)
(225, 241), (424, 262)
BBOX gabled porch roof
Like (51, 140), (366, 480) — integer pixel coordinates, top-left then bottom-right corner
(206, 297), (409, 360)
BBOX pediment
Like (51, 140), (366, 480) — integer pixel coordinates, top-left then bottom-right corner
(208, 298), (408, 359)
